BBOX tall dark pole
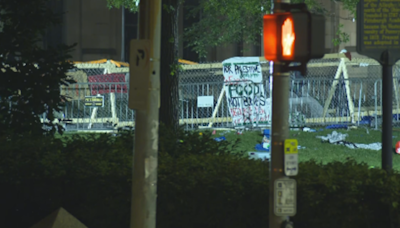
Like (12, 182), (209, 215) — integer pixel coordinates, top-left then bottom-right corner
(269, 64), (290, 228)
(356, 1), (395, 172)
(269, 0), (290, 227)
(121, 5), (125, 62)
(382, 63), (393, 171)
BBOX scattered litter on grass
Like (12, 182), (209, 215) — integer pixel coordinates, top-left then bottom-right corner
(248, 152), (270, 161)
(316, 131), (382, 151)
(349, 143), (381, 150)
(303, 127), (316, 132)
(255, 143), (269, 152)
(326, 124), (348, 130)
(219, 130), (231, 136)
(212, 130), (216, 135)
(214, 136), (226, 142)
(255, 129), (271, 152)
(317, 131), (348, 143)
(298, 146), (306, 149)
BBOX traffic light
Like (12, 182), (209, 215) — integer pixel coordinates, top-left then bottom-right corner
(263, 6), (325, 64)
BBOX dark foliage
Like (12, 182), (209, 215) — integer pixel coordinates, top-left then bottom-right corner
(158, 123), (243, 158)
(0, 0), (76, 136)
(159, 0), (181, 129)
(1, 129), (400, 228)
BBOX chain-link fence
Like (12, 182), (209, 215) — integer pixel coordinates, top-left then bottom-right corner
(58, 61), (132, 131)
(57, 57), (400, 131)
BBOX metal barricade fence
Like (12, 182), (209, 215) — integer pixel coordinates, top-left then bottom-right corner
(179, 81), (226, 130)
(63, 79), (384, 130)
(54, 58), (400, 131)
(288, 77), (379, 127)
(61, 82), (134, 131)
(58, 78), (398, 131)
(57, 60), (131, 131)
(178, 77), (382, 130)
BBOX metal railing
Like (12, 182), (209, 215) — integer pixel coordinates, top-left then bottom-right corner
(51, 58), (400, 131)
(56, 77), (398, 131)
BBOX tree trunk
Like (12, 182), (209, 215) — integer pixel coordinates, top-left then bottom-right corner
(159, 0), (180, 129)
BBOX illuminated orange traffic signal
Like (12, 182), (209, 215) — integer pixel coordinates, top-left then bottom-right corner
(263, 11), (325, 63)
(282, 18), (295, 57)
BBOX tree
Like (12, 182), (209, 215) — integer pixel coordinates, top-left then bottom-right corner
(106, 0), (140, 11)
(108, 0), (181, 129)
(185, 0), (359, 57)
(159, 0), (181, 128)
(184, 0), (270, 59)
(0, 0), (75, 136)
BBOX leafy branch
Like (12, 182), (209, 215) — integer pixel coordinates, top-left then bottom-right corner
(106, 0), (139, 12)
(332, 23), (350, 46)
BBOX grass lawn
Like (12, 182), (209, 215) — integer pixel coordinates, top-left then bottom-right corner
(211, 127), (400, 170)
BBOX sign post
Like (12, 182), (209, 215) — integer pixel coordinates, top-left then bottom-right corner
(284, 139), (298, 176)
(269, 64), (291, 228)
(129, 0), (161, 228)
(84, 95), (104, 108)
(263, 2), (325, 228)
(356, 0), (400, 171)
(274, 177), (297, 216)
(129, 40), (151, 110)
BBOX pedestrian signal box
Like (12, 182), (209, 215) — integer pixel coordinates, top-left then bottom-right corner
(263, 8), (325, 64)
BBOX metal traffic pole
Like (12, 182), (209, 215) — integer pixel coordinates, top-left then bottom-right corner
(269, 0), (291, 227)
(121, 4), (125, 62)
(264, 1), (323, 226)
(355, 0), (398, 173)
(269, 67), (290, 228)
(381, 57), (393, 171)
(129, 0), (161, 228)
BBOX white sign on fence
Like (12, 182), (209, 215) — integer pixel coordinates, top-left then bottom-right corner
(222, 57), (271, 126)
(197, 96), (214, 108)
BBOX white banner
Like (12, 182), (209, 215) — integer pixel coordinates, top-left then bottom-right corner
(222, 57), (271, 126)
(222, 57), (263, 83)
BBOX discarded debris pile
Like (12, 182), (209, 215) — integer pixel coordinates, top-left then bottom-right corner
(316, 131), (382, 151)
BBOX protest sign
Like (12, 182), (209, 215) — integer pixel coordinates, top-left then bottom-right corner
(222, 57), (271, 126)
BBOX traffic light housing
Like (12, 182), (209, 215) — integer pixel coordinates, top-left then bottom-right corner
(263, 5), (325, 64)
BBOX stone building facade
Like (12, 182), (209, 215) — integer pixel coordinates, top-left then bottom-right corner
(44, 0), (361, 63)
